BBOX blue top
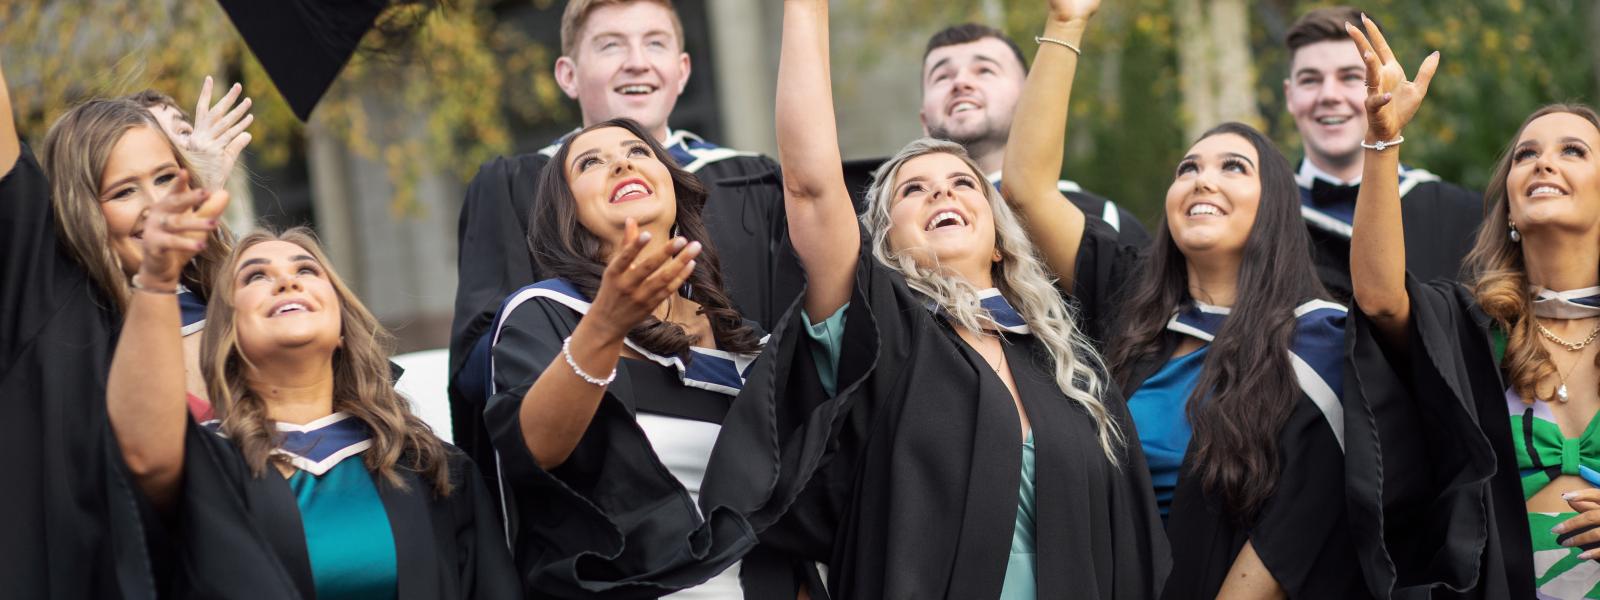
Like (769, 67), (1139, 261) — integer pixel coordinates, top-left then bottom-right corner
(288, 458), (399, 600)
(1126, 347), (1210, 518)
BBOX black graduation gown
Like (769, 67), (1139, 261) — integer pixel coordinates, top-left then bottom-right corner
(484, 280), (852, 599)
(763, 237), (1170, 600)
(1343, 275), (1533, 599)
(152, 418), (520, 599)
(449, 145), (796, 496)
(1299, 165), (1482, 302)
(1072, 219), (1367, 599)
(0, 146), (155, 599)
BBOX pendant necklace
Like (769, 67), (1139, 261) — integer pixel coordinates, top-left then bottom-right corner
(1539, 317), (1600, 403)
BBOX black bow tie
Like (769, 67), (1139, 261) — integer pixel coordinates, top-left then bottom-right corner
(1309, 178), (1360, 207)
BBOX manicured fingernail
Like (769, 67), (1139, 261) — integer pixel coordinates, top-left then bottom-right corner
(1554, 523), (1568, 534)
(685, 260), (696, 270)
(637, 231), (651, 243)
(672, 237), (687, 250)
(1384, 93), (1392, 100)
(1564, 492), (1579, 500)
(207, 219), (218, 226)
(687, 241), (701, 252)
(1583, 550), (1598, 560)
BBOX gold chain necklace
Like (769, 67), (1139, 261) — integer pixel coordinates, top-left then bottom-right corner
(1537, 318), (1600, 352)
(1539, 318), (1600, 403)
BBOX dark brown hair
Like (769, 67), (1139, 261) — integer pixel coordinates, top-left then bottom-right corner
(203, 227), (453, 495)
(1106, 122), (1331, 522)
(529, 117), (761, 356)
(1284, 6), (1370, 54)
(923, 23), (1026, 72)
(123, 89), (189, 122)
(1467, 104), (1600, 404)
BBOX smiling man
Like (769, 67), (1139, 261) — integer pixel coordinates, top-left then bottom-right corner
(451, 0), (795, 495)
(921, 24), (1148, 247)
(1284, 6), (1480, 300)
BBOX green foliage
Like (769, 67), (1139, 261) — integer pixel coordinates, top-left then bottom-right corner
(1, 0), (564, 216)
(848, 0), (1595, 226)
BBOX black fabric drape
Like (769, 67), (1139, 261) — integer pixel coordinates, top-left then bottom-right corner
(152, 418), (520, 599)
(485, 285), (852, 599)
(1307, 180), (1482, 303)
(1344, 275), (1534, 599)
(0, 146), (155, 599)
(763, 237), (1169, 600)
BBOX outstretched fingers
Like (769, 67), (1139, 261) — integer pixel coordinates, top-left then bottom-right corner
(1361, 13), (1396, 64)
(1414, 51), (1441, 97)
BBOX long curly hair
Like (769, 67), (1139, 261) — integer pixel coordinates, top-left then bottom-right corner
(1104, 122), (1331, 522)
(1466, 104), (1600, 403)
(39, 98), (231, 311)
(860, 138), (1124, 464)
(529, 117), (761, 356)
(201, 227), (452, 495)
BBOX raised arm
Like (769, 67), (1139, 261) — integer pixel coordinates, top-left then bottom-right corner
(108, 177), (229, 508)
(518, 220), (700, 469)
(1, 59), (18, 176)
(777, 0), (857, 320)
(999, 0), (1099, 289)
(1347, 15), (1440, 347)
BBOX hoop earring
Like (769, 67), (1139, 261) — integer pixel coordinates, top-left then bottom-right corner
(1509, 221), (1522, 243)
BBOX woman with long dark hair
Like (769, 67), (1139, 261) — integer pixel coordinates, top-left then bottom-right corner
(1000, 1), (1362, 597)
(755, 1), (1168, 597)
(1345, 15), (1600, 598)
(483, 117), (845, 598)
(107, 224), (519, 599)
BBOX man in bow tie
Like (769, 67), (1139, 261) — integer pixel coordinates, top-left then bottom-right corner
(1283, 6), (1481, 300)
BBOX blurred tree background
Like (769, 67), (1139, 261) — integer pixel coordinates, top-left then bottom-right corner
(2, 0), (1593, 231)
(841, 0), (1596, 226)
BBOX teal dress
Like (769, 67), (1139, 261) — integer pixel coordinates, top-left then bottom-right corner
(274, 413), (399, 600)
(998, 434), (1037, 599)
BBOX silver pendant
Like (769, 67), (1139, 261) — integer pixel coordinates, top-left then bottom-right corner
(1559, 384), (1571, 403)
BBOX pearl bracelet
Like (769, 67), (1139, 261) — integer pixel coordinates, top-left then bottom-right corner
(1361, 136), (1404, 151)
(562, 335), (617, 387)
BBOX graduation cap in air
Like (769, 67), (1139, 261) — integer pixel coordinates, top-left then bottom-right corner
(216, 0), (389, 121)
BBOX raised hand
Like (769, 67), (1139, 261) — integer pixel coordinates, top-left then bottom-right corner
(1048, 0), (1100, 23)
(588, 219), (701, 340)
(137, 171), (229, 288)
(1346, 14), (1439, 143)
(187, 77), (254, 190)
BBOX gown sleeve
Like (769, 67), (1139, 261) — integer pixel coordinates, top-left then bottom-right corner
(450, 154), (545, 461)
(1343, 274), (1511, 597)
(437, 450), (521, 600)
(1069, 217), (1146, 344)
(0, 144), (77, 359)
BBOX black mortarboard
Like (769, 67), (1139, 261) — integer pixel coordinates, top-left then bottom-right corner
(216, 0), (388, 121)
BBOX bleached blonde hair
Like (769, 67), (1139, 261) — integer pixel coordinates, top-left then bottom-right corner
(860, 137), (1123, 463)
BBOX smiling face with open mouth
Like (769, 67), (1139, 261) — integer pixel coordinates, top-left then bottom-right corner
(557, 1), (690, 141)
(231, 240), (343, 362)
(565, 125), (677, 252)
(97, 125), (187, 278)
(920, 37), (1024, 150)
(1165, 133), (1263, 258)
(1285, 39), (1369, 171)
(886, 152), (998, 281)
(1506, 111), (1600, 237)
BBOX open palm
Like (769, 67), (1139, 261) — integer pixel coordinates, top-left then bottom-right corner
(1346, 14), (1440, 142)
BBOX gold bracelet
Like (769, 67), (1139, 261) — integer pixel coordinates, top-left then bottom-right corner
(1035, 35), (1082, 56)
(131, 273), (180, 295)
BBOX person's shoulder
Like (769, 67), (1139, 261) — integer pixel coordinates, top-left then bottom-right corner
(673, 130), (778, 176)
(1400, 166), (1481, 209)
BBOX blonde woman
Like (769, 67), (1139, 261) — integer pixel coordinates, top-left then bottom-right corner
(759, 1), (1167, 597)
(1345, 14), (1600, 598)
(108, 224), (518, 599)
(0, 64), (236, 598)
